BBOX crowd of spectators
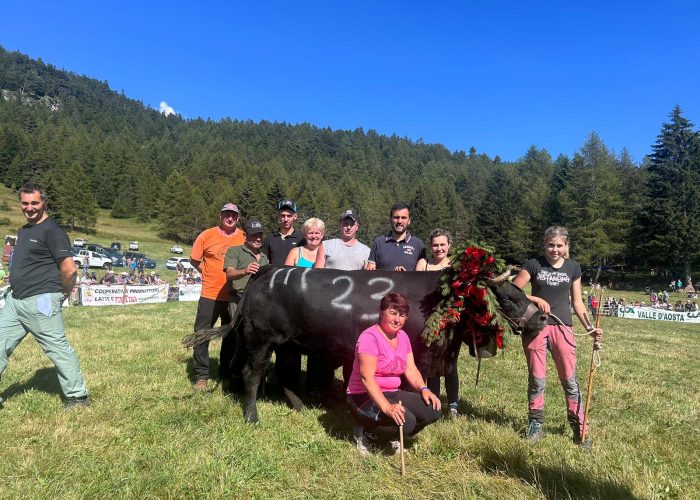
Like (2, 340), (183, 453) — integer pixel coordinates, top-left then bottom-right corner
(597, 294), (699, 314)
(176, 268), (202, 285)
(78, 270), (167, 286)
(4, 261), (203, 289)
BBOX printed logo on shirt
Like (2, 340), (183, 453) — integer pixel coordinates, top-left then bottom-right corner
(536, 269), (571, 287)
(403, 246), (414, 256)
(380, 355), (406, 376)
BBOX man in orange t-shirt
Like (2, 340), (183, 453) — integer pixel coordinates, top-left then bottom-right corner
(189, 203), (245, 389)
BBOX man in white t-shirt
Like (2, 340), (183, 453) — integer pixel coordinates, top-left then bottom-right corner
(315, 210), (370, 270)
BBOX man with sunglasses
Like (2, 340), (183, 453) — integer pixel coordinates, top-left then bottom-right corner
(189, 203), (245, 390)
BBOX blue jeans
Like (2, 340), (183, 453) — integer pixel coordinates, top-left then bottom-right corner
(0, 290), (88, 402)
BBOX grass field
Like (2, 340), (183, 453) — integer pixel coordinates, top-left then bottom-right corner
(0, 300), (698, 499)
(1, 185), (699, 498)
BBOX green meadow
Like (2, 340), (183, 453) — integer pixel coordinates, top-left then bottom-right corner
(0, 185), (698, 499)
(0, 301), (697, 499)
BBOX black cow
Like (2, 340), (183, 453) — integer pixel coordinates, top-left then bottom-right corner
(206, 265), (546, 423)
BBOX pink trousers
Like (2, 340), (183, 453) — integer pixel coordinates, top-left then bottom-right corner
(522, 324), (586, 435)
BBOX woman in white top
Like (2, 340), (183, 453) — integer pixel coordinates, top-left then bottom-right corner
(415, 228), (451, 272)
(416, 229), (459, 416)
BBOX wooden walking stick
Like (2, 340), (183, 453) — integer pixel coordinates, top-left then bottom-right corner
(399, 400), (406, 476)
(581, 289), (604, 444)
(399, 424), (406, 476)
(399, 401), (406, 476)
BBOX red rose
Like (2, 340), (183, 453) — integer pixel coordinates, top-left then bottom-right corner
(475, 312), (493, 326)
(495, 331), (503, 349)
(454, 300), (464, 307)
(485, 256), (495, 265)
(468, 247), (486, 259)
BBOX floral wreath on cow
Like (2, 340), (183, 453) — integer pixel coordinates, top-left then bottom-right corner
(420, 242), (514, 356)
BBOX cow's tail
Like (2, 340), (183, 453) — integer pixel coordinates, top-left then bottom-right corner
(181, 292), (247, 349)
(181, 322), (235, 349)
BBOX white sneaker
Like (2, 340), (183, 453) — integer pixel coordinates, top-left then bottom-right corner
(390, 440), (409, 456)
(353, 425), (370, 457)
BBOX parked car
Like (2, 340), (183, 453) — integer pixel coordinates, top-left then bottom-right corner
(83, 244), (123, 265)
(86, 243), (111, 254)
(105, 250), (124, 267)
(73, 250), (113, 269)
(166, 257), (193, 270)
(170, 245), (183, 254)
(129, 241), (139, 250)
(122, 251), (156, 269)
(111, 242), (121, 250)
(73, 238), (86, 247)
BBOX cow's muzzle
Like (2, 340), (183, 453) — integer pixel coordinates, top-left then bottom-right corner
(498, 302), (543, 335)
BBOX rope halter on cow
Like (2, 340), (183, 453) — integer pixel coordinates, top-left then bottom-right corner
(497, 302), (541, 335)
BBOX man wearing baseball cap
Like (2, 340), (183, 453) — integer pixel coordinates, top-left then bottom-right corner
(189, 202), (245, 390)
(263, 200), (305, 265)
(220, 219), (269, 382)
(314, 210), (370, 270)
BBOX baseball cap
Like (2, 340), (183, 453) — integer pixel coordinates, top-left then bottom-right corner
(339, 210), (359, 222)
(220, 203), (240, 213)
(244, 219), (264, 235)
(277, 200), (297, 212)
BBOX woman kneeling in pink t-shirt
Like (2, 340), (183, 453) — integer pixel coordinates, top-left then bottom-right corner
(346, 292), (442, 456)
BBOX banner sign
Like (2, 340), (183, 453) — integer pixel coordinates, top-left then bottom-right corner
(616, 305), (700, 324)
(80, 284), (169, 306)
(177, 284), (202, 302)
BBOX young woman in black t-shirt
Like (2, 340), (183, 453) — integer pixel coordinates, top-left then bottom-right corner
(513, 226), (603, 448)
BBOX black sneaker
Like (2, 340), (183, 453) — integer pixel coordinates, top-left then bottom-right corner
(64, 395), (91, 409)
(525, 420), (544, 443)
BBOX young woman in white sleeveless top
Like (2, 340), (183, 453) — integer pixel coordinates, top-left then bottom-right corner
(416, 229), (459, 416)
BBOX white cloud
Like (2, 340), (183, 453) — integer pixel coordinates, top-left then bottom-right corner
(159, 101), (176, 116)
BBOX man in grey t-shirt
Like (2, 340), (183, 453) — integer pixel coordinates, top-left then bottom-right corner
(315, 210), (370, 270)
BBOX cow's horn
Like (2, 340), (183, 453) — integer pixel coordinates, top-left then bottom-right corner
(486, 265), (514, 287)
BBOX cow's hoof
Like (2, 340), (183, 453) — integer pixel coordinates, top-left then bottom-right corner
(244, 409), (259, 424)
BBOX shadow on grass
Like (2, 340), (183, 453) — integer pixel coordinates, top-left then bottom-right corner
(457, 400), (570, 438)
(0, 367), (62, 401)
(318, 405), (636, 496)
(478, 446), (637, 499)
(182, 355), (222, 383)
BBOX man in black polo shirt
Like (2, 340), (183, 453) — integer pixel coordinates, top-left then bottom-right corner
(262, 200), (305, 394)
(263, 200), (304, 265)
(0, 182), (90, 409)
(366, 203), (426, 271)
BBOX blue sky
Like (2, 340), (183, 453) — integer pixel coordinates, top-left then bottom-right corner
(1, 1), (699, 162)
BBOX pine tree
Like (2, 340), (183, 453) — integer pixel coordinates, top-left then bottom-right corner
(158, 170), (209, 243)
(558, 133), (629, 270)
(45, 163), (97, 231)
(635, 106), (700, 280)
(475, 167), (530, 262)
